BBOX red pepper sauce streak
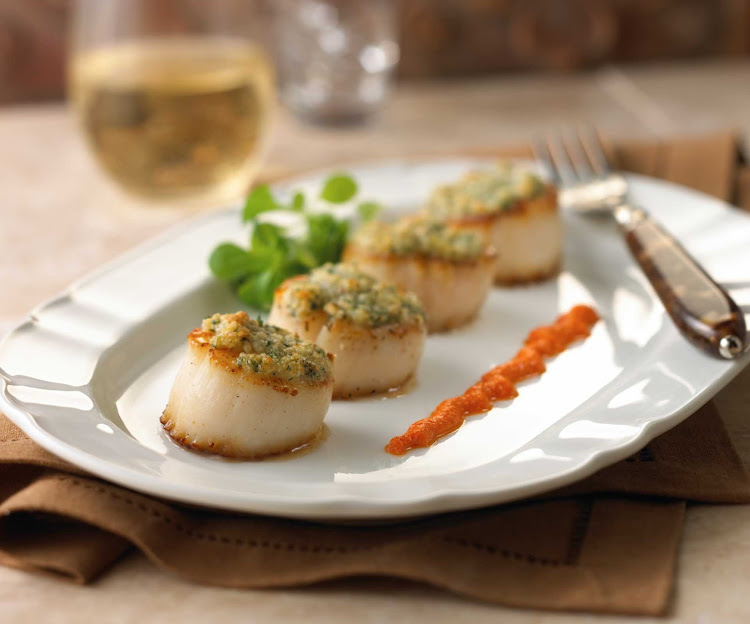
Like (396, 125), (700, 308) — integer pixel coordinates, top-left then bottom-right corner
(385, 305), (600, 456)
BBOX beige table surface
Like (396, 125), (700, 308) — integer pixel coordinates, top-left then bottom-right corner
(2, 60), (750, 623)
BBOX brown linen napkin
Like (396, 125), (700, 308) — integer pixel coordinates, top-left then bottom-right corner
(1, 131), (749, 616)
(0, 403), (747, 615)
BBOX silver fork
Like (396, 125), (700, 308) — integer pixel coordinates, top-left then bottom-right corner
(534, 129), (747, 360)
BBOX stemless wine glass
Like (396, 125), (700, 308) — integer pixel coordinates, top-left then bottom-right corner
(69, 0), (275, 204)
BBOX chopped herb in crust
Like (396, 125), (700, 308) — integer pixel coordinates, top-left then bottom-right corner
(201, 312), (332, 383)
(425, 163), (545, 219)
(351, 217), (485, 262)
(279, 263), (425, 328)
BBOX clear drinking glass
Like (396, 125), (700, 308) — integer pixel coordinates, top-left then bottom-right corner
(69, 0), (275, 204)
(275, 0), (399, 125)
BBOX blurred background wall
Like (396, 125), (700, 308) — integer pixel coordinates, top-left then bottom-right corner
(2, 0), (750, 104)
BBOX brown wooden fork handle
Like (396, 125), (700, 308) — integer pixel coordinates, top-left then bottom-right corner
(614, 204), (747, 359)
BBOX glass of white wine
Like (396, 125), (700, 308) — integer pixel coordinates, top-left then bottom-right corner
(69, 0), (275, 204)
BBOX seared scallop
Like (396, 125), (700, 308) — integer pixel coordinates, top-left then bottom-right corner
(343, 217), (496, 333)
(268, 263), (426, 399)
(424, 163), (562, 285)
(161, 312), (334, 459)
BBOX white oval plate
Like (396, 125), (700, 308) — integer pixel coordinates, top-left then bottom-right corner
(1, 159), (749, 521)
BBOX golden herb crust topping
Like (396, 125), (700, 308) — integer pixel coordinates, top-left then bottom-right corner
(425, 163), (545, 219)
(280, 263), (425, 328)
(201, 312), (332, 383)
(351, 217), (485, 262)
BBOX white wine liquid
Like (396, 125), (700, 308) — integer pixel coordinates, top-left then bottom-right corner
(70, 38), (274, 202)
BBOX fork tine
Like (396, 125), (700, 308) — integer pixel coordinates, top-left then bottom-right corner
(545, 135), (578, 186)
(562, 130), (595, 181)
(531, 139), (560, 186)
(578, 127), (611, 177)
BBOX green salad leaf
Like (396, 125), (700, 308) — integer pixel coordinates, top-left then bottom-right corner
(356, 200), (381, 222)
(320, 173), (358, 203)
(208, 243), (256, 280)
(237, 270), (276, 309)
(291, 191), (305, 212)
(243, 185), (282, 221)
(209, 172), (380, 311)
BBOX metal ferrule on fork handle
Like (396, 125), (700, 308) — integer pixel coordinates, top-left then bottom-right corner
(613, 204), (647, 230)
